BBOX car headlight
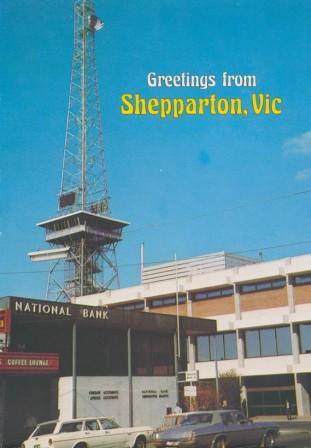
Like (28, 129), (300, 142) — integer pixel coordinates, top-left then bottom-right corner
(183, 431), (195, 441)
(152, 432), (160, 440)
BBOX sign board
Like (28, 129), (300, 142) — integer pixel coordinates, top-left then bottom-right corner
(184, 385), (197, 397)
(0, 352), (59, 372)
(0, 310), (11, 333)
(185, 370), (198, 382)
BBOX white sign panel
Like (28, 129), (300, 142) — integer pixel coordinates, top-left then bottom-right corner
(185, 371), (198, 382)
(184, 385), (197, 397)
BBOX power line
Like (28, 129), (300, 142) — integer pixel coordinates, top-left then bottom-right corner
(2, 238), (311, 276)
(123, 187), (311, 234)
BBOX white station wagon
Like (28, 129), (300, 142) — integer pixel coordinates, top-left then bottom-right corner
(22, 417), (153, 448)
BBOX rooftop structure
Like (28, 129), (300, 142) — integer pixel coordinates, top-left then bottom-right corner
(142, 251), (257, 284)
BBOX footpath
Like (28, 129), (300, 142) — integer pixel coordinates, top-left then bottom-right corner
(253, 415), (311, 434)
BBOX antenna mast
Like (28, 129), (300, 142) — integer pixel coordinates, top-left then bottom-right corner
(29, 0), (128, 301)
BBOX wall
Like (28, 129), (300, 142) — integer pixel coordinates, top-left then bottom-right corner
(58, 376), (177, 429)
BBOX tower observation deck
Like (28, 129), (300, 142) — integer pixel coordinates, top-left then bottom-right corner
(29, 0), (128, 300)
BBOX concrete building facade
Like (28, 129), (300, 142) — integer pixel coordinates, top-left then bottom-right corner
(75, 252), (311, 417)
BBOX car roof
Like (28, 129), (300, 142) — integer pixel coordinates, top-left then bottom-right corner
(38, 416), (115, 425)
(169, 410), (240, 416)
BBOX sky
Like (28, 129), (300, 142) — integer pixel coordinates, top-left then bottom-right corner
(1, 0), (311, 299)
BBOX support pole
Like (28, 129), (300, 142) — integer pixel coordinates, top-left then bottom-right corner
(72, 321), (77, 418)
(174, 333), (179, 404)
(127, 328), (133, 427)
(213, 335), (220, 408)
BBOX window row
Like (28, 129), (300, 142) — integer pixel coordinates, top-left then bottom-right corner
(293, 273), (311, 286)
(192, 287), (234, 301)
(240, 278), (286, 294)
(196, 332), (237, 361)
(196, 324), (311, 362)
(149, 295), (186, 308)
(245, 326), (291, 357)
(116, 301), (145, 311)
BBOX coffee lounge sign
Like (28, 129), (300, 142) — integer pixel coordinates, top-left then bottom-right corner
(12, 299), (109, 321)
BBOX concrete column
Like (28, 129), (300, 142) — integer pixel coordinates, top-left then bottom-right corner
(127, 328), (133, 426)
(234, 284), (241, 320)
(295, 375), (311, 416)
(286, 275), (295, 313)
(186, 291), (192, 317)
(237, 329), (245, 368)
(187, 336), (196, 370)
(291, 323), (300, 364)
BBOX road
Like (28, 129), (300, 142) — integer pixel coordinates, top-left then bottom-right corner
(277, 432), (311, 448)
(147, 421), (311, 448)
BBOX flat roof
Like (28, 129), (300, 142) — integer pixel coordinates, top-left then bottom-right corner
(0, 297), (217, 336)
(37, 210), (129, 228)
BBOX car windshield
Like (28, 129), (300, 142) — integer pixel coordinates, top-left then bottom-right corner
(32, 422), (57, 437)
(180, 414), (213, 426)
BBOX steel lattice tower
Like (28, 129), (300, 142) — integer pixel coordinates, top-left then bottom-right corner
(29, 0), (128, 301)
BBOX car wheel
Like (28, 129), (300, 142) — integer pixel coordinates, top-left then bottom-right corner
(213, 437), (227, 448)
(74, 443), (87, 448)
(263, 433), (276, 448)
(134, 436), (146, 448)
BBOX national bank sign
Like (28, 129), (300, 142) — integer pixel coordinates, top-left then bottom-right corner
(12, 298), (109, 321)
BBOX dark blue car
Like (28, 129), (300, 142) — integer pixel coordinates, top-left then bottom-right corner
(152, 410), (279, 448)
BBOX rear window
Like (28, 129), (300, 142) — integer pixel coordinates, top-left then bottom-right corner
(32, 422), (57, 437)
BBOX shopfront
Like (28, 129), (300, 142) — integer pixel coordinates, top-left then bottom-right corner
(0, 296), (216, 447)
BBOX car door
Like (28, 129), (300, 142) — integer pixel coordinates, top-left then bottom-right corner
(54, 421), (85, 448)
(82, 419), (107, 448)
(99, 418), (126, 448)
(231, 411), (258, 447)
(220, 412), (244, 447)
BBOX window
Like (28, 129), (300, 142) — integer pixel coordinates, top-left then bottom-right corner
(33, 423), (57, 437)
(100, 419), (119, 430)
(132, 333), (174, 375)
(117, 301), (145, 311)
(196, 332), (237, 362)
(85, 420), (100, 431)
(245, 326), (292, 358)
(293, 274), (311, 286)
(299, 323), (311, 354)
(192, 287), (234, 302)
(59, 422), (83, 433)
(149, 295), (186, 308)
(240, 278), (286, 294)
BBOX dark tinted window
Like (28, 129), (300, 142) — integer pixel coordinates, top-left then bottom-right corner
(149, 295), (186, 308)
(192, 287), (234, 302)
(32, 423), (57, 437)
(293, 274), (311, 285)
(59, 421), (83, 433)
(299, 323), (311, 354)
(245, 326), (292, 358)
(196, 333), (237, 361)
(181, 414), (212, 425)
(241, 278), (286, 293)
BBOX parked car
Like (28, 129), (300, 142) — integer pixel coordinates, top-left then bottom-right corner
(152, 410), (279, 448)
(21, 416), (153, 448)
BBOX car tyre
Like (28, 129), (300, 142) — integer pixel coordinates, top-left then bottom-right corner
(263, 433), (276, 448)
(74, 443), (87, 448)
(134, 436), (146, 448)
(213, 437), (227, 448)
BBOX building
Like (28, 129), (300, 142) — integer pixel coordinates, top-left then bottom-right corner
(0, 296), (216, 447)
(75, 251), (311, 417)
